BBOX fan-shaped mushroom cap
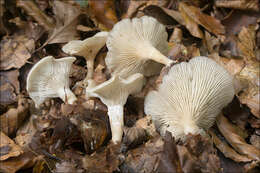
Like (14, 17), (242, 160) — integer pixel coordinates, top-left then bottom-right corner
(105, 16), (174, 78)
(86, 73), (144, 143)
(62, 32), (108, 84)
(144, 56), (235, 140)
(62, 31), (108, 59)
(27, 56), (77, 107)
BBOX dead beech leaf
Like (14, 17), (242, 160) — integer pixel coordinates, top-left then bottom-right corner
(17, 0), (54, 31)
(215, 0), (260, 11)
(179, 2), (225, 37)
(237, 26), (257, 61)
(217, 114), (260, 161)
(0, 150), (39, 173)
(89, 0), (118, 30)
(0, 132), (23, 161)
(209, 130), (252, 162)
(178, 3), (203, 39)
(0, 35), (35, 70)
(0, 95), (30, 136)
(41, 1), (80, 48)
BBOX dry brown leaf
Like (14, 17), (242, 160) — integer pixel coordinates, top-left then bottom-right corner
(0, 69), (20, 95)
(0, 35), (35, 70)
(209, 130), (252, 162)
(215, 0), (260, 11)
(0, 150), (39, 173)
(161, 7), (185, 26)
(41, 1), (80, 48)
(0, 95), (30, 136)
(89, 0), (118, 30)
(250, 134), (260, 149)
(17, 0), (54, 31)
(237, 26), (257, 61)
(123, 0), (147, 18)
(82, 143), (121, 173)
(0, 131), (23, 161)
(179, 2), (225, 38)
(217, 114), (260, 161)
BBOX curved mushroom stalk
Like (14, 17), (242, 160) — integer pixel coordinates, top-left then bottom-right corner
(62, 32), (108, 87)
(86, 73), (144, 143)
(145, 56), (235, 141)
(105, 16), (174, 78)
(27, 56), (77, 108)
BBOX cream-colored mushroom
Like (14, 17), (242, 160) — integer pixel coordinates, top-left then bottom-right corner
(105, 16), (174, 78)
(27, 56), (77, 108)
(144, 56), (235, 141)
(86, 73), (144, 143)
(62, 31), (108, 85)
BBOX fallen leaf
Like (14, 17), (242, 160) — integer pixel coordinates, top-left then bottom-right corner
(178, 3), (203, 38)
(0, 35), (35, 70)
(0, 95), (30, 136)
(88, 0), (118, 30)
(41, 1), (80, 48)
(250, 134), (260, 149)
(209, 130), (252, 162)
(215, 0), (260, 11)
(17, 0), (54, 31)
(82, 143), (121, 173)
(217, 113), (260, 161)
(179, 2), (225, 38)
(237, 25), (257, 61)
(55, 161), (84, 173)
(0, 131), (23, 161)
(0, 150), (40, 173)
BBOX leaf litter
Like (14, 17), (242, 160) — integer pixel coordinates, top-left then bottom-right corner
(0, 0), (259, 172)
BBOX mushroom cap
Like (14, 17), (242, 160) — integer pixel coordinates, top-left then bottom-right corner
(144, 56), (235, 140)
(105, 16), (168, 78)
(27, 56), (76, 107)
(62, 31), (108, 60)
(86, 73), (144, 107)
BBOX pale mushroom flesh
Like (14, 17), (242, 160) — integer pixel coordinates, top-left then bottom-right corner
(27, 56), (77, 108)
(145, 56), (235, 141)
(86, 73), (144, 143)
(105, 16), (174, 78)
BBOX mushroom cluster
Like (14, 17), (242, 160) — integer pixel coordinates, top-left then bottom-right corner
(144, 56), (235, 141)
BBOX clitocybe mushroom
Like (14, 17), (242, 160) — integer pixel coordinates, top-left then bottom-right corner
(144, 56), (235, 141)
(86, 73), (144, 143)
(105, 16), (174, 78)
(27, 56), (77, 108)
(62, 31), (108, 85)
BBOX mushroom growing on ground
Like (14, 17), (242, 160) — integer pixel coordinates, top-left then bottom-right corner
(27, 56), (77, 108)
(105, 16), (174, 78)
(144, 56), (235, 141)
(62, 31), (108, 86)
(86, 73), (144, 143)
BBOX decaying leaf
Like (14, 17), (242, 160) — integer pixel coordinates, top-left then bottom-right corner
(217, 114), (260, 161)
(0, 35), (35, 70)
(17, 0), (54, 31)
(82, 143), (121, 173)
(210, 130), (252, 162)
(215, 0), (260, 11)
(0, 131), (23, 161)
(41, 1), (80, 48)
(0, 95), (30, 136)
(88, 0), (118, 30)
(0, 150), (40, 173)
(179, 2), (225, 38)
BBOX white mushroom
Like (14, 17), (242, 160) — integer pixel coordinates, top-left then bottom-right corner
(144, 56), (235, 141)
(62, 31), (108, 85)
(27, 56), (77, 108)
(105, 16), (174, 78)
(86, 73), (144, 143)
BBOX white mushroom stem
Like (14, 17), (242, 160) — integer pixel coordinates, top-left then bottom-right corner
(107, 105), (124, 143)
(85, 59), (95, 82)
(57, 88), (77, 104)
(140, 44), (174, 66)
